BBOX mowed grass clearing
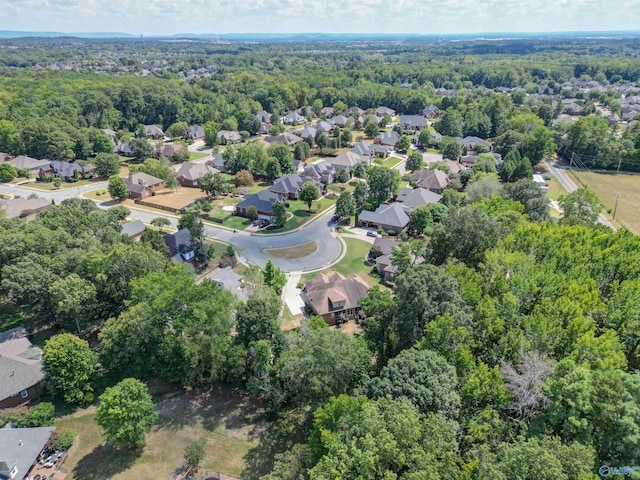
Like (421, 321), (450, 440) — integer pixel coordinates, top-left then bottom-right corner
(142, 187), (209, 210)
(568, 170), (640, 233)
(56, 388), (266, 480)
(265, 241), (318, 259)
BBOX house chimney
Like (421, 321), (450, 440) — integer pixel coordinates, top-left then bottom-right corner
(10, 370), (15, 376)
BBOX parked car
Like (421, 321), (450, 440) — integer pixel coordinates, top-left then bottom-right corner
(366, 231), (381, 238)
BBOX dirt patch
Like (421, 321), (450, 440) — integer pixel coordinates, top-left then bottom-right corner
(264, 241), (318, 259)
(143, 187), (209, 210)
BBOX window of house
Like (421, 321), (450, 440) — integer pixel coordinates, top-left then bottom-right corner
(20, 389), (28, 399)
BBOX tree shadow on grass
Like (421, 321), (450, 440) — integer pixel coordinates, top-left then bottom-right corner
(241, 409), (311, 480)
(72, 443), (140, 480)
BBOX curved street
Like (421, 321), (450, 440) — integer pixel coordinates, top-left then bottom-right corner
(0, 182), (342, 272)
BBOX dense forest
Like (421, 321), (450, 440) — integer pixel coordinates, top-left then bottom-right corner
(1, 37), (640, 479)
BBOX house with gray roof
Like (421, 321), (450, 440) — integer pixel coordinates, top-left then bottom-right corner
(144, 124), (164, 139)
(211, 153), (226, 171)
(177, 162), (219, 187)
(399, 115), (428, 130)
(185, 125), (205, 140)
(458, 136), (491, 152)
(296, 126), (317, 140)
(303, 161), (335, 184)
(103, 128), (117, 144)
(395, 187), (442, 213)
(330, 115), (349, 127)
(264, 132), (303, 147)
(369, 237), (400, 283)
(209, 266), (248, 301)
(256, 111), (272, 123)
(422, 105), (441, 118)
(121, 220), (146, 239)
(412, 169), (450, 193)
(235, 190), (284, 221)
(0, 197), (52, 221)
(359, 203), (409, 234)
(283, 111), (306, 125)
(0, 327), (44, 409)
(114, 140), (134, 156)
(0, 426), (56, 480)
(163, 228), (195, 264)
(217, 130), (243, 145)
(376, 106), (396, 117)
(350, 142), (391, 159)
(315, 121), (333, 133)
(269, 175), (321, 200)
(375, 130), (401, 147)
(320, 107), (335, 117)
(326, 151), (370, 172)
(39, 161), (92, 182)
(4, 155), (50, 173)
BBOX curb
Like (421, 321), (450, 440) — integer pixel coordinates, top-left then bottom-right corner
(250, 205), (336, 237)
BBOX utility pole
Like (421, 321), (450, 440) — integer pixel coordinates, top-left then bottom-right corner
(569, 151), (574, 170)
(613, 194), (620, 220)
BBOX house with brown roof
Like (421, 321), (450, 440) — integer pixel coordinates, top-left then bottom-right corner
(4, 155), (50, 173)
(368, 237), (400, 283)
(0, 197), (52, 221)
(0, 327), (44, 409)
(304, 271), (369, 325)
(177, 162), (219, 187)
(125, 172), (165, 199)
(376, 106), (396, 117)
(326, 151), (370, 172)
(144, 125), (165, 139)
(264, 132), (303, 147)
(158, 143), (183, 159)
(412, 169), (450, 193)
(218, 130), (243, 145)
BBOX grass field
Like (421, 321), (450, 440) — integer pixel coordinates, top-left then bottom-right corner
(545, 177), (565, 201)
(26, 178), (100, 190)
(254, 197), (336, 234)
(567, 170), (640, 233)
(142, 187), (208, 210)
(189, 151), (210, 161)
(265, 241), (318, 259)
(56, 388), (266, 480)
(303, 238), (381, 287)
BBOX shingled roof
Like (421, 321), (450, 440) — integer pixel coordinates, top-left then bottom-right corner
(305, 271), (369, 317)
(0, 327), (44, 404)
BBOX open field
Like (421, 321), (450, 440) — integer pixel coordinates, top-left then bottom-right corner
(303, 237), (381, 287)
(56, 388), (266, 480)
(265, 241), (318, 259)
(568, 170), (640, 233)
(142, 187), (208, 210)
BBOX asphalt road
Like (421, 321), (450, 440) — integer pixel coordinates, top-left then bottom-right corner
(0, 181), (342, 272)
(543, 161), (615, 230)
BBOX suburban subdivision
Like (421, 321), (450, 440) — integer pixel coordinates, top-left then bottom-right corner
(1, 22), (640, 480)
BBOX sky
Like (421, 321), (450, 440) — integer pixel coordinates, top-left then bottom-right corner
(0, 0), (637, 36)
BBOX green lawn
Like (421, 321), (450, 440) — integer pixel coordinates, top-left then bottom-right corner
(374, 156), (402, 169)
(219, 215), (252, 230)
(237, 181), (272, 195)
(26, 178), (98, 190)
(257, 197), (336, 234)
(303, 238), (381, 287)
(546, 177), (564, 201)
(327, 183), (355, 194)
(55, 388), (265, 480)
(189, 151), (209, 161)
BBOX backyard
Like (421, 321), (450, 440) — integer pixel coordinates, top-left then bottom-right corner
(55, 388), (267, 480)
(567, 170), (640, 233)
(140, 187), (209, 210)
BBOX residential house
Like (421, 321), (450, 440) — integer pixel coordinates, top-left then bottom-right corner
(258, 122), (270, 135)
(399, 115), (428, 130)
(395, 187), (442, 213)
(217, 130), (243, 145)
(0, 327), (44, 408)
(144, 124), (165, 139)
(292, 160), (305, 175)
(562, 99), (583, 115)
(296, 105), (315, 117)
(304, 271), (369, 325)
(375, 130), (401, 147)
(0, 152), (8, 163)
(412, 169), (450, 193)
(177, 162), (219, 187)
(184, 125), (205, 140)
(296, 126), (317, 140)
(269, 174), (321, 200)
(124, 172), (165, 199)
(283, 111), (306, 125)
(359, 114), (381, 129)
(326, 151), (370, 172)
(211, 153), (226, 171)
(0, 197), (52, 221)
(422, 105), (441, 118)
(369, 237), (400, 283)
(4, 155), (50, 173)
(158, 143), (183, 159)
(330, 115), (349, 128)
(345, 106), (365, 116)
(163, 228), (195, 264)
(235, 190), (284, 221)
(209, 266), (248, 301)
(256, 111), (272, 123)
(103, 128), (117, 144)
(114, 140), (133, 156)
(0, 426), (56, 480)
(39, 161), (92, 182)
(458, 136), (491, 152)
(264, 132), (303, 147)
(121, 220), (146, 239)
(376, 106), (396, 117)
(533, 174), (549, 193)
(359, 203), (409, 234)
(350, 142), (390, 159)
(441, 159), (465, 174)
(303, 161), (335, 184)
(428, 131), (443, 144)
(315, 121), (334, 133)
(320, 106), (335, 117)
(461, 152), (502, 168)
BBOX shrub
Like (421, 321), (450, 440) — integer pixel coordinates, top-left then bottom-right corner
(49, 430), (75, 451)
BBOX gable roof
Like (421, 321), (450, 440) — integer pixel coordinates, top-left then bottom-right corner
(440, 159), (465, 174)
(269, 174), (318, 195)
(412, 169), (450, 190)
(185, 125), (205, 139)
(114, 140), (133, 156)
(422, 104), (441, 117)
(320, 107), (335, 117)
(346, 107), (365, 116)
(371, 237), (400, 256)
(125, 172), (164, 193)
(303, 161), (334, 180)
(330, 115), (349, 126)
(256, 111), (272, 123)
(0, 197), (51, 219)
(399, 115), (428, 128)
(144, 124), (164, 137)
(376, 106), (395, 116)
(163, 228), (194, 262)
(264, 132), (303, 146)
(159, 143), (182, 158)
(218, 130), (243, 142)
(315, 121), (333, 133)
(359, 203), (410, 230)
(0, 327), (44, 403)
(5, 156), (50, 171)
(121, 220), (146, 237)
(211, 153), (225, 170)
(284, 111), (306, 123)
(396, 187), (442, 210)
(459, 136), (490, 151)
(305, 271), (369, 317)
(327, 151), (368, 169)
(296, 126), (317, 139)
(209, 266), (248, 301)
(0, 427), (55, 480)
(45, 161), (92, 178)
(377, 130), (400, 145)
(236, 189), (282, 213)
(177, 162), (219, 181)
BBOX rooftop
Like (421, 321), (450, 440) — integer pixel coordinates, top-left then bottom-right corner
(0, 327), (44, 403)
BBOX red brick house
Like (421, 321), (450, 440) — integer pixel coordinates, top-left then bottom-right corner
(125, 172), (165, 199)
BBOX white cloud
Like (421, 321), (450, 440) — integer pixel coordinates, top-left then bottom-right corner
(0, 0), (636, 34)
